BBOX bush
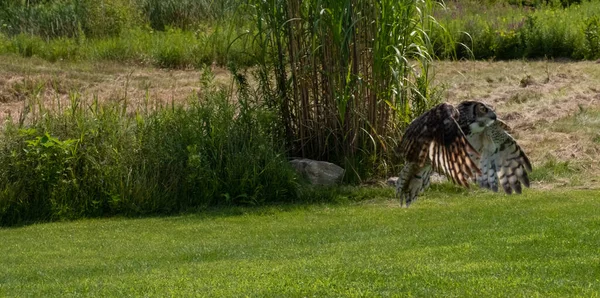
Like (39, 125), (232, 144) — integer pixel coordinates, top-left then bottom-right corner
(0, 0), (139, 38)
(0, 0), (246, 38)
(0, 25), (258, 67)
(139, 0), (246, 31)
(437, 0), (600, 60)
(0, 72), (300, 226)
(583, 16), (600, 59)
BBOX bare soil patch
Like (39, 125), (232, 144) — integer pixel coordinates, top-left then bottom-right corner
(435, 60), (600, 189)
(0, 56), (232, 122)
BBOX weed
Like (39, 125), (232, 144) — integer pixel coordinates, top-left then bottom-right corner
(552, 107), (600, 135)
(507, 89), (542, 104)
(519, 75), (536, 87)
(583, 16), (600, 59)
(529, 156), (579, 182)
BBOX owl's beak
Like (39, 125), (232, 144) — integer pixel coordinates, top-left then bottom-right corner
(484, 113), (497, 127)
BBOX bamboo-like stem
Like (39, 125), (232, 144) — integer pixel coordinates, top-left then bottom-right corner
(250, 0), (453, 180)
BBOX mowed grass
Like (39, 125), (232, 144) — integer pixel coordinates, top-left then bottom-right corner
(1, 188), (599, 297)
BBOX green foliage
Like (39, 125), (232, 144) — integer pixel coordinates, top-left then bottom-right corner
(80, 0), (140, 38)
(249, 0), (449, 182)
(151, 28), (192, 68)
(437, 0), (600, 60)
(0, 33), (81, 61)
(583, 15), (600, 59)
(3, 0), (600, 67)
(0, 72), (299, 226)
(1, 189), (600, 296)
(0, 25), (255, 67)
(5, 33), (44, 57)
(529, 157), (579, 182)
(503, 0), (582, 7)
(0, 0), (255, 67)
(126, 78), (299, 209)
(0, 0), (246, 38)
(140, 0), (245, 31)
(0, 0), (138, 38)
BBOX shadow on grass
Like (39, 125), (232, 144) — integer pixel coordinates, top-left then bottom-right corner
(0, 185), (397, 229)
(162, 185), (396, 221)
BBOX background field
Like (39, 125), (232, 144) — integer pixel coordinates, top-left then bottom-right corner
(2, 56), (598, 189)
(1, 56), (599, 296)
(1, 0), (600, 295)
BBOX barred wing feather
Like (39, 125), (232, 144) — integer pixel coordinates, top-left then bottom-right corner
(397, 103), (481, 206)
(468, 121), (532, 194)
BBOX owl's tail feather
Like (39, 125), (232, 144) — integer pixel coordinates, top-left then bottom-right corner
(396, 162), (433, 207)
(478, 160), (499, 192)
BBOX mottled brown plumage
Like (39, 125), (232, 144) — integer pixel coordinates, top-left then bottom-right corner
(396, 101), (532, 207)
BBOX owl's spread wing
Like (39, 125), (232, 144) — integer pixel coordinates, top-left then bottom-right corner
(467, 120), (532, 194)
(400, 103), (481, 186)
(397, 103), (481, 206)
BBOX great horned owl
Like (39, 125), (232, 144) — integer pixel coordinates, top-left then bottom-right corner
(396, 101), (532, 207)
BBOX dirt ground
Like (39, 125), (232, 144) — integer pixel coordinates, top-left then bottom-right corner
(435, 60), (600, 188)
(0, 56), (232, 121)
(1, 56), (599, 188)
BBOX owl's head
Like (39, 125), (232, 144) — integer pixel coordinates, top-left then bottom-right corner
(461, 101), (497, 133)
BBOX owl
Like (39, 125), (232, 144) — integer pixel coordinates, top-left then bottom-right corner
(396, 101), (532, 207)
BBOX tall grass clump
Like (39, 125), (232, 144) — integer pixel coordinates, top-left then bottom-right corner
(0, 0), (257, 66)
(0, 25), (257, 67)
(249, 0), (452, 181)
(0, 70), (299, 226)
(140, 0), (246, 31)
(0, 0), (247, 38)
(0, 0), (139, 38)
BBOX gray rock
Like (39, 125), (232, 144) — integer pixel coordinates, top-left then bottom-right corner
(290, 158), (345, 185)
(387, 177), (398, 186)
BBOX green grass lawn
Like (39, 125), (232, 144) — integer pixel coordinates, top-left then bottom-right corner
(1, 188), (599, 297)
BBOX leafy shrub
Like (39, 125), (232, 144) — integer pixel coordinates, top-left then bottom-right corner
(437, 0), (600, 60)
(80, 0), (140, 38)
(0, 73), (300, 226)
(5, 34), (45, 57)
(139, 0), (245, 31)
(583, 16), (600, 59)
(0, 0), (139, 38)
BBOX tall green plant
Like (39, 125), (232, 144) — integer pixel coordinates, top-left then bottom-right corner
(0, 71), (300, 226)
(0, 0), (137, 38)
(249, 0), (451, 181)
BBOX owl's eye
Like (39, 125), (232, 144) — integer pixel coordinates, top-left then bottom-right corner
(477, 104), (487, 114)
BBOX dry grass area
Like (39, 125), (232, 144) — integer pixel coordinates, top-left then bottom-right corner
(0, 56), (232, 122)
(436, 60), (600, 189)
(1, 56), (598, 188)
